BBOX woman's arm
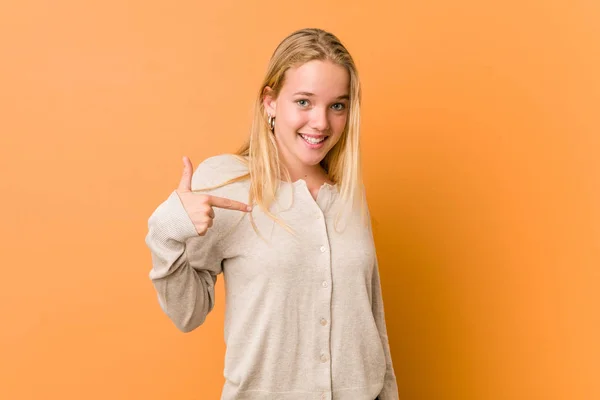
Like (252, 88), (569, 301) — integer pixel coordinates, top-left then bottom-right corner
(145, 162), (225, 333)
(372, 257), (400, 399)
(366, 199), (399, 399)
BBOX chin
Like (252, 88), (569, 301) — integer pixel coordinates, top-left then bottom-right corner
(298, 154), (326, 167)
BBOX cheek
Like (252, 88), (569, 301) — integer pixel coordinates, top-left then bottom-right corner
(279, 105), (307, 130)
(331, 114), (348, 134)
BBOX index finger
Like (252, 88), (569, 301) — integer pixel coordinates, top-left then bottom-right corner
(207, 195), (252, 212)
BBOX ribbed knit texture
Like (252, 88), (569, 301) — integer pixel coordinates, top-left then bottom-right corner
(145, 154), (399, 400)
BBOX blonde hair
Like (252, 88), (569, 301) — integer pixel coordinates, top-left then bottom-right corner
(194, 28), (367, 236)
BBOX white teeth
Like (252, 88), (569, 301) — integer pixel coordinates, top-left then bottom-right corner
(300, 134), (326, 144)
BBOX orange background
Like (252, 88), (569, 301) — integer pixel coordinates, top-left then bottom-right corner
(1, 1), (599, 399)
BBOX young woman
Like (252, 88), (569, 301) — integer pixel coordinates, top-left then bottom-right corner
(145, 28), (398, 400)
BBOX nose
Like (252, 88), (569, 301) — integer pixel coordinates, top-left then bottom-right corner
(308, 107), (330, 132)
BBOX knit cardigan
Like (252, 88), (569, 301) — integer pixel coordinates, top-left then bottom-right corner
(145, 154), (399, 399)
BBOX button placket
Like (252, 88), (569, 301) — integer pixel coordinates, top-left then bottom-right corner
(320, 352), (328, 363)
(313, 188), (333, 395)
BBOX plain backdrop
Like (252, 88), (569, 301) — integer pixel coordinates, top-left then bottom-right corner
(1, 1), (598, 399)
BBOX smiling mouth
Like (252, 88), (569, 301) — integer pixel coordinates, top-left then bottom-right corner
(298, 133), (328, 145)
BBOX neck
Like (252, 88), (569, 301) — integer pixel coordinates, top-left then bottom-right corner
(277, 149), (329, 184)
(285, 160), (327, 183)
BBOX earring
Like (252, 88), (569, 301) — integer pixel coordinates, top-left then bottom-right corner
(267, 114), (275, 132)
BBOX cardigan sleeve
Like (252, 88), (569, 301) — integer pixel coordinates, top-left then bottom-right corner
(372, 256), (400, 399)
(145, 162), (225, 333)
(366, 199), (399, 399)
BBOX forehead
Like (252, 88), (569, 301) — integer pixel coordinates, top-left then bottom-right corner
(281, 60), (349, 97)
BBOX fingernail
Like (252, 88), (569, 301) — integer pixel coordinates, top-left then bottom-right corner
(247, 206), (252, 212)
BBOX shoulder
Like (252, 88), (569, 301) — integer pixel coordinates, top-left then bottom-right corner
(191, 153), (249, 190)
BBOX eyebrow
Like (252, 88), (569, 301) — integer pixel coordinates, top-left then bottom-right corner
(292, 91), (350, 100)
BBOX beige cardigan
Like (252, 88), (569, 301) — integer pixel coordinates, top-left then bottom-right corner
(145, 154), (399, 399)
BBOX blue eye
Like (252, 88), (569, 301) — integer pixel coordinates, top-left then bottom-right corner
(331, 103), (346, 111)
(296, 99), (309, 107)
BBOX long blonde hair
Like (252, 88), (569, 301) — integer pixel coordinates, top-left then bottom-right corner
(194, 28), (367, 235)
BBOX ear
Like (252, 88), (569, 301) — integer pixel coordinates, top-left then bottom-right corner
(262, 86), (277, 116)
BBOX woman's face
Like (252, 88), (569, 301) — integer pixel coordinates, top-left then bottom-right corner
(264, 60), (350, 169)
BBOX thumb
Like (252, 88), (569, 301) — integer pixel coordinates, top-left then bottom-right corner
(178, 156), (193, 192)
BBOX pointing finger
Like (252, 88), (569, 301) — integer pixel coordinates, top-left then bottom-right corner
(208, 195), (252, 212)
